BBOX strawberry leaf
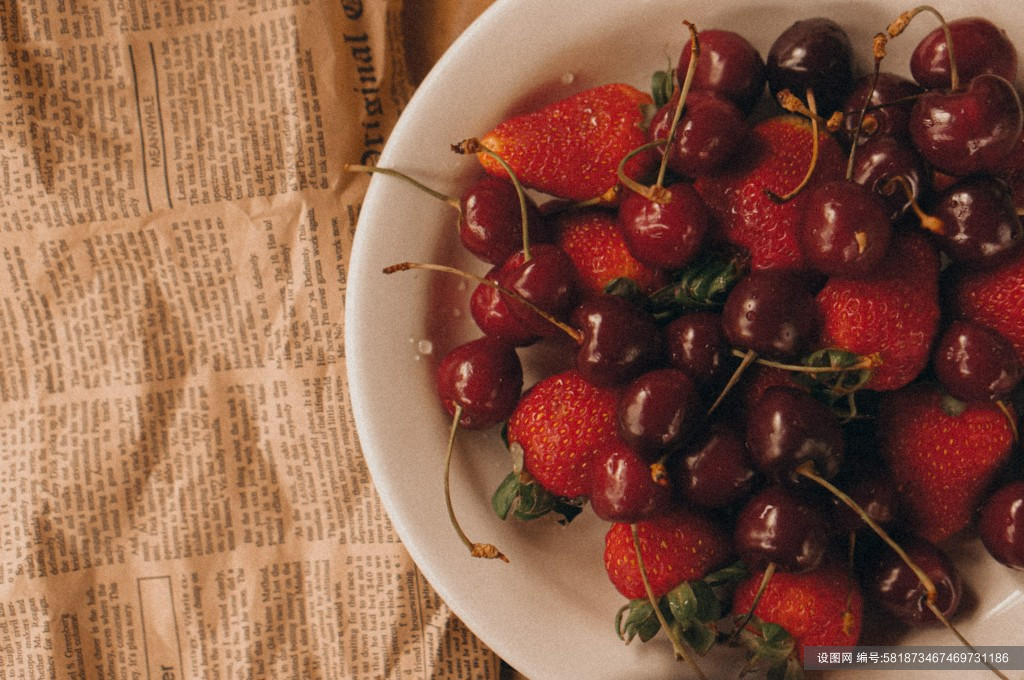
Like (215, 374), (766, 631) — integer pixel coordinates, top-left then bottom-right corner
(491, 471), (584, 524)
(651, 69), (675, 109)
(704, 560), (749, 587)
(667, 580), (721, 624)
(615, 599), (662, 644)
(792, 348), (875, 398)
(603, 276), (645, 306)
(738, 618), (797, 678)
(647, 251), (746, 320)
(679, 621), (718, 656)
(766, 658), (804, 680)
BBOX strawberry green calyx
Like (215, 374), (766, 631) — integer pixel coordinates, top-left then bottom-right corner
(737, 619), (802, 680)
(491, 440), (584, 524)
(647, 251), (747, 321)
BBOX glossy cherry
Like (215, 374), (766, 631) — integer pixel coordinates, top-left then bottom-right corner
(849, 134), (926, 221)
(721, 271), (819, 361)
(470, 262), (543, 346)
(649, 91), (749, 177)
(765, 17), (853, 114)
(798, 179), (893, 277)
(459, 175), (550, 264)
(436, 336), (523, 429)
(978, 480), (1024, 570)
(829, 465), (900, 535)
(616, 368), (701, 460)
(842, 72), (922, 145)
(932, 320), (1022, 402)
(910, 17), (1018, 90)
(929, 175), (1024, 266)
(864, 535), (962, 625)
(733, 485), (830, 573)
(673, 424), (757, 509)
(664, 311), (730, 386)
(588, 438), (673, 523)
(746, 386), (844, 484)
(498, 244), (580, 337)
(618, 183), (710, 270)
(909, 73), (1024, 177)
(676, 28), (767, 113)
(571, 294), (664, 388)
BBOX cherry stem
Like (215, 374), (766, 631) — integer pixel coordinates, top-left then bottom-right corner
(730, 348), (879, 374)
(707, 348), (758, 415)
(881, 175), (943, 233)
(887, 6), (959, 91)
(444, 406), (509, 562)
(846, 36), (887, 181)
(795, 462), (938, 606)
(630, 523), (709, 680)
(383, 261), (584, 343)
(453, 138), (533, 260)
(617, 140), (672, 203)
(729, 561), (776, 642)
(925, 600), (1010, 680)
(344, 163), (462, 211)
(654, 20), (701, 189)
(995, 400), (1020, 443)
(765, 88), (820, 203)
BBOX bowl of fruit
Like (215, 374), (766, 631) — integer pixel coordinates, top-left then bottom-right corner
(345, 1), (1024, 678)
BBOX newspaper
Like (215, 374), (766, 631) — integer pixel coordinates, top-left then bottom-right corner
(0, 0), (508, 678)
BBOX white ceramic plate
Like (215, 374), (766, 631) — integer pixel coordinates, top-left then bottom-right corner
(345, 1), (1024, 678)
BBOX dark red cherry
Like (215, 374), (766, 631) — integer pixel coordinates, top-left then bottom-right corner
(459, 175), (549, 265)
(649, 91), (749, 177)
(798, 180), (893, 277)
(498, 244), (580, 337)
(830, 466), (900, 535)
(733, 485), (830, 573)
(588, 438), (673, 523)
(909, 74), (1024, 178)
(572, 294), (664, 388)
(677, 28), (767, 114)
(673, 425), (757, 509)
(470, 263), (542, 346)
(721, 271), (819, 361)
(765, 17), (853, 115)
(842, 72), (923, 145)
(618, 183), (710, 270)
(746, 386), (844, 484)
(850, 135), (927, 221)
(664, 311), (730, 386)
(930, 175), (1024, 266)
(436, 337), (523, 429)
(617, 368), (701, 461)
(932, 320), (1022, 402)
(910, 17), (1018, 90)
(864, 535), (961, 625)
(978, 480), (1024, 570)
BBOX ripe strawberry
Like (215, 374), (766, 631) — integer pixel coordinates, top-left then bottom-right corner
(553, 207), (666, 295)
(477, 83), (658, 202)
(694, 115), (845, 271)
(506, 369), (621, 498)
(815, 231), (940, 391)
(878, 383), (1015, 544)
(603, 508), (732, 600)
(951, 252), (1024, 366)
(732, 561), (862, 665)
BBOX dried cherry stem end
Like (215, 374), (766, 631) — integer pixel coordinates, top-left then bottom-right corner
(794, 462), (937, 604)
(383, 262), (583, 343)
(730, 349), (880, 374)
(728, 561), (777, 643)
(707, 348), (758, 415)
(887, 5), (959, 91)
(630, 524), (709, 680)
(765, 88), (821, 204)
(654, 20), (701, 188)
(925, 600), (1010, 680)
(453, 137), (533, 260)
(344, 163), (462, 212)
(882, 175), (943, 233)
(617, 140), (672, 203)
(445, 406), (509, 562)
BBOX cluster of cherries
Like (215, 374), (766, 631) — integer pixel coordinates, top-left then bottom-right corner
(370, 5), (1024, 675)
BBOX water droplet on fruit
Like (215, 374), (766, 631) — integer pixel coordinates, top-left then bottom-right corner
(418, 340), (434, 355)
(562, 72), (575, 85)
(452, 308), (462, 318)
